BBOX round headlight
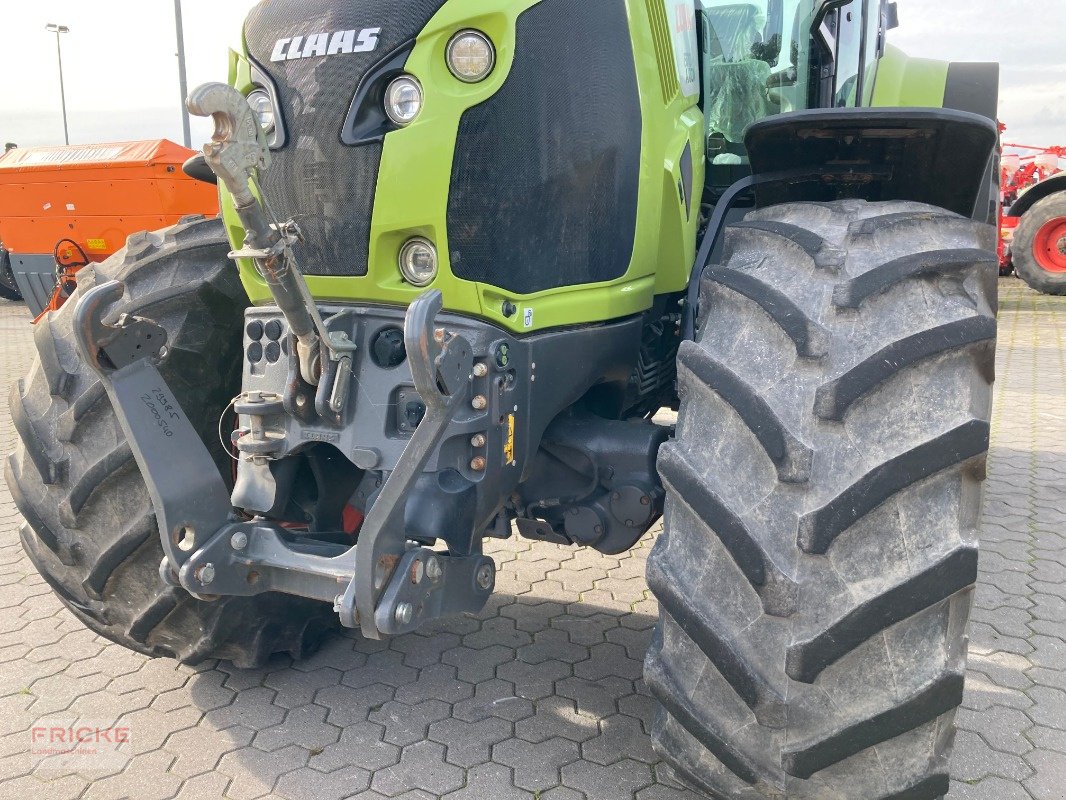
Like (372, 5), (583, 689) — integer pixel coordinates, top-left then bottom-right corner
(247, 89), (276, 135)
(446, 30), (496, 83)
(384, 76), (423, 126)
(398, 238), (438, 287)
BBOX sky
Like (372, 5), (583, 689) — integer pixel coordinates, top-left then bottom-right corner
(0, 1), (1062, 153)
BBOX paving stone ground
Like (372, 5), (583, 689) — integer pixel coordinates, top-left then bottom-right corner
(0, 278), (1062, 800)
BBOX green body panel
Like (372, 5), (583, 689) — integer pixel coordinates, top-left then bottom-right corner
(223, 0), (704, 333)
(871, 44), (949, 108)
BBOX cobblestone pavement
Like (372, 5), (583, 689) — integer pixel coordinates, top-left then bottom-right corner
(0, 279), (1062, 800)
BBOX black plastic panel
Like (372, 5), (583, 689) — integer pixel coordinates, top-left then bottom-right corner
(447, 0), (642, 295)
(244, 0), (447, 277)
(944, 62), (1000, 122)
(744, 108), (999, 218)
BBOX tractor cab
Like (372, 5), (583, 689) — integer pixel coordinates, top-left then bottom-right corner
(699, 0), (897, 189)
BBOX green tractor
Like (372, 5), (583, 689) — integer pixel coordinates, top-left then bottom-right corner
(8, 1), (1000, 797)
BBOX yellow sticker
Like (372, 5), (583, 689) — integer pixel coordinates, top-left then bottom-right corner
(86, 238), (107, 251)
(504, 414), (516, 465)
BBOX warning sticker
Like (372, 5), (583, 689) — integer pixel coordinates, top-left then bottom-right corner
(86, 238), (108, 251)
(504, 414), (516, 465)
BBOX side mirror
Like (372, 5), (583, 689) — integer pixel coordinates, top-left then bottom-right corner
(884, 1), (900, 30)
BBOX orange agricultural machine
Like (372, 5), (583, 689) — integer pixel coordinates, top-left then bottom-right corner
(0, 140), (218, 317)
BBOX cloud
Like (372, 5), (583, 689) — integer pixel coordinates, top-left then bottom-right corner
(2, 1), (1062, 151)
(890, 0), (1065, 146)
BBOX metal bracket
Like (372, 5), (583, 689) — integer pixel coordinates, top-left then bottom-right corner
(374, 548), (495, 636)
(811, 0), (855, 67)
(73, 281), (233, 573)
(341, 289), (475, 638)
(179, 521), (355, 603)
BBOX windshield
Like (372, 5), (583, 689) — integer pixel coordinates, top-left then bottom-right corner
(698, 0), (813, 160)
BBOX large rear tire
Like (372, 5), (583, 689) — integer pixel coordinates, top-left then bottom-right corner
(1012, 192), (1066, 295)
(647, 200), (997, 799)
(6, 217), (338, 668)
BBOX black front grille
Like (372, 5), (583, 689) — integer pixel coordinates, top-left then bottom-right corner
(447, 0), (642, 295)
(244, 0), (447, 277)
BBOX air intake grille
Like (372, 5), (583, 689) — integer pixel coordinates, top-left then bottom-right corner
(447, 0), (642, 296)
(646, 0), (681, 101)
(243, 0), (447, 277)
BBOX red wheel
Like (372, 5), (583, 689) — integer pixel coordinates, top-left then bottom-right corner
(1014, 192), (1066, 294)
(1032, 216), (1066, 273)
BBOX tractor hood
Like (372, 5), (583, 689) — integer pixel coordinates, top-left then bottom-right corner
(225, 0), (703, 336)
(243, 0), (449, 277)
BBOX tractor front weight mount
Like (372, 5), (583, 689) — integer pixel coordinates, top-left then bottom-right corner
(74, 280), (498, 639)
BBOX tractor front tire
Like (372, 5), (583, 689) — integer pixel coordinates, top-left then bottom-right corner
(1012, 192), (1066, 295)
(648, 200), (997, 799)
(0, 247), (22, 302)
(6, 217), (338, 668)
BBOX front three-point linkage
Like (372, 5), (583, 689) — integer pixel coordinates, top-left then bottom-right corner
(175, 287), (496, 638)
(74, 270), (495, 635)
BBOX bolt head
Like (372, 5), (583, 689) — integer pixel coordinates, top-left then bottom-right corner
(470, 434), (487, 448)
(470, 456), (487, 472)
(230, 532), (249, 551)
(426, 557), (443, 581)
(197, 563), (216, 585)
(472, 395), (488, 411)
(476, 563), (494, 590)
(395, 602), (414, 626)
(473, 362), (489, 378)
(410, 559), (425, 585)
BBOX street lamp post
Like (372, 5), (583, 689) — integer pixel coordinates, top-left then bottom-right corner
(45, 24), (71, 146)
(174, 0), (192, 148)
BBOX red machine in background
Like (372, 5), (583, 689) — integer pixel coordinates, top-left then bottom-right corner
(0, 140), (218, 318)
(1000, 138), (1066, 295)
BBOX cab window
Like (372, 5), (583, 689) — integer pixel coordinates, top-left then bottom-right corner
(698, 0), (814, 162)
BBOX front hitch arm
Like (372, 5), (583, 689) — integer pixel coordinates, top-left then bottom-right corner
(341, 289), (491, 638)
(74, 280), (234, 577)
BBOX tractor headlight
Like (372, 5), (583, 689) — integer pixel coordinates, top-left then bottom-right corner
(247, 89), (276, 135)
(446, 30), (496, 83)
(399, 238), (438, 287)
(384, 76), (423, 126)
